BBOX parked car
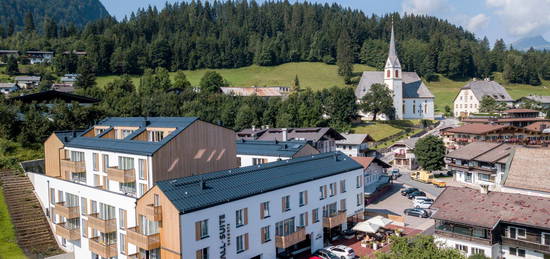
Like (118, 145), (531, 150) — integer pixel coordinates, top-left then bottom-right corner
(401, 187), (419, 196)
(407, 190), (426, 199)
(314, 249), (340, 259)
(414, 200), (433, 209)
(390, 169), (401, 179)
(404, 208), (431, 218)
(325, 245), (356, 259)
(413, 196), (433, 203)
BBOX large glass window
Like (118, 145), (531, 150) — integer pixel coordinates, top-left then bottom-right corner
(138, 159), (146, 180)
(70, 151), (84, 162)
(275, 217), (295, 236)
(120, 182), (136, 196)
(65, 193), (79, 207)
(118, 157), (134, 170)
(99, 203), (115, 220)
(139, 215), (159, 235)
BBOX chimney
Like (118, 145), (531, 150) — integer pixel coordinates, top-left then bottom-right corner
(199, 178), (206, 190)
(282, 128), (288, 142)
(252, 125), (256, 132)
(480, 185), (489, 194)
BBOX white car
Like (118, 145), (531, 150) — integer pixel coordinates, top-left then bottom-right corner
(414, 200), (433, 209)
(325, 245), (356, 259)
(413, 196), (432, 203)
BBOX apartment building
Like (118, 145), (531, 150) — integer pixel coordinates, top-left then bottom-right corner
(335, 134), (375, 157)
(236, 139), (319, 167)
(461, 109), (548, 128)
(133, 152), (365, 259)
(28, 117), (238, 259)
(453, 79), (513, 117)
(432, 187), (550, 259)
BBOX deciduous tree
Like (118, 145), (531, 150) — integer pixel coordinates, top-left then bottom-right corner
(359, 83), (394, 121)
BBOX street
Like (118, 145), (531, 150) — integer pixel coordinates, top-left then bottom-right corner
(394, 170), (444, 197)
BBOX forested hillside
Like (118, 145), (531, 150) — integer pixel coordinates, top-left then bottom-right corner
(0, 0), (108, 32)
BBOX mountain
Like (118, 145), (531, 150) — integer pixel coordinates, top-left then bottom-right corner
(512, 35), (550, 50)
(0, 0), (109, 31)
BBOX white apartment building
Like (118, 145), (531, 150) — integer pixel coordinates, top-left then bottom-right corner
(453, 79), (513, 117)
(336, 134), (374, 157)
(236, 139), (319, 167)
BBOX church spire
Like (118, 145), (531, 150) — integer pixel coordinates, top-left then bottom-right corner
(386, 18), (400, 68)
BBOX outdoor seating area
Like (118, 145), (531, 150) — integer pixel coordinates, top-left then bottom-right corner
(352, 216), (402, 251)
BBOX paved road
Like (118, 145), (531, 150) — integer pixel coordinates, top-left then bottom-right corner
(394, 170), (444, 197)
(424, 117), (460, 137)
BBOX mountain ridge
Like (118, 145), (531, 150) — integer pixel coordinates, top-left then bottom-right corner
(512, 35), (550, 50)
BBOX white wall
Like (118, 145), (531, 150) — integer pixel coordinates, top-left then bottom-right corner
(501, 245), (545, 259)
(336, 144), (360, 157)
(403, 98), (435, 120)
(237, 154), (290, 167)
(179, 168), (364, 259)
(364, 163), (386, 187)
(454, 89), (480, 117)
(435, 235), (496, 258)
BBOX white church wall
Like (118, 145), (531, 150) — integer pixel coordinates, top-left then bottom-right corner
(403, 98), (434, 120)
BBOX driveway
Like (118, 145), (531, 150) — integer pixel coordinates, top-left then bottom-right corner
(394, 170), (444, 197)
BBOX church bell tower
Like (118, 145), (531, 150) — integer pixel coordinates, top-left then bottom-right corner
(384, 21), (403, 119)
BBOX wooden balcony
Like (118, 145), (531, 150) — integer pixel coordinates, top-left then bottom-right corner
(434, 229), (493, 245)
(55, 223), (80, 240)
(126, 227), (160, 250)
(502, 237), (550, 253)
(276, 227), (306, 249)
(89, 237), (117, 258)
(106, 167), (135, 183)
(143, 204), (162, 221)
(87, 213), (117, 233)
(60, 159), (85, 173)
(54, 202), (80, 219)
(323, 212), (346, 229)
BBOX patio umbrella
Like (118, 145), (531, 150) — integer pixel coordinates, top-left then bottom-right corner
(366, 216), (393, 228)
(352, 221), (381, 233)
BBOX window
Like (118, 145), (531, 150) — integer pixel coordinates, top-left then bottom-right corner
(340, 180), (346, 193)
(543, 232), (550, 245)
(49, 188), (55, 205)
(80, 197), (87, 215)
(98, 203), (115, 220)
(120, 182), (136, 196)
(471, 248), (484, 255)
(252, 158), (267, 165)
(508, 226), (526, 239)
(119, 233), (126, 254)
(455, 244), (468, 252)
(395, 70), (399, 78)
(154, 194), (160, 206)
(121, 129), (133, 139)
(196, 247), (209, 259)
(118, 156), (134, 170)
(81, 219), (87, 237)
(319, 185), (327, 200)
(261, 226), (271, 243)
(102, 154), (109, 172)
(339, 199), (346, 212)
(260, 201), (270, 219)
(148, 131), (165, 142)
(282, 195), (290, 212)
(323, 202), (338, 217)
(119, 209), (126, 229)
(139, 183), (147, 196)
(413, 100), (416, 114)
(275, 217), (296, 236)
(329, 183), (337, 196)
(236, 233), (248, 253)
(509, 247), (526, 257)
(70, 151), (84, 162)
(478, 173), (490, 182)
(465, 172), (473, 183)
(138, 159), (146, 180)
(92, 153), (99, 171)
(236, 208), (248, 227)
(312, 209), (319, 223)
(386, 70), (390, 78)
(299, 191), (307, 206)
(357, 193), (363, 206)
(90, 200), (97, 214)
(299, 212), (308, 227)
(58, 190), (64, 203)
(356, 175), (362, 188)
(196, 219), (208, 240)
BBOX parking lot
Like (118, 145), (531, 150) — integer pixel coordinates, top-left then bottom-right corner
(366, 183), (435, 232)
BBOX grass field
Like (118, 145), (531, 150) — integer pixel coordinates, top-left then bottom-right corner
(351, 122), (404, 141)
(0, 189), (26, 259)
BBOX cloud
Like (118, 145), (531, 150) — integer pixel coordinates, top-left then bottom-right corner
(402, 0), (448, 15)
(466, 14), (490, 32)
(486, 0), (550, 36)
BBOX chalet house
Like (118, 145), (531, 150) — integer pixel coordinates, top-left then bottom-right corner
(515, 95), (550, 109)
(0, 50), (19, 61)
(52, 84), (76, 93)
(462, 108), (548, 128)
(500, 147), (550, 198)
(0, 83), (19, 95)
(432, 187), (550, 259)
(453, 79), (513, 117)
(237, 127), (345, 153)
(336, 134), (375, 157)
(26, 51), (54, 64)
(236, 139), (319, 167)
(351, 157), (391, 203)
(60, 74), (79, 85)
(389, 137), (419, 170)
(14, 76), (41, 89)
(220, 86), (290, 98)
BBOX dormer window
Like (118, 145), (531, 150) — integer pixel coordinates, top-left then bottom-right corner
(148, 131), (164, 142)
(95, 128), (105, 136)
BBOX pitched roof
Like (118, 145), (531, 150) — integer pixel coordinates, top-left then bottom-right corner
(238, 127), (345, 142)
(522, 95), (550, 104)
(14, 76), (41, 81)
(351, 156), (391, 169)
(459, 80), (513, 102)
(157, 151), (362, 213)
(446, 142), (503, 160)
(10, 90), (99, 104)
(236, 139), (317, 157)
(524, 121), (550, 133)
(65, 117), (199, 155)
(431, 186), (550, 229)
(503, 147), (550, 193)
(355, 71), (434, 99)
(503, 108), (539, 113)
(53, 130), (85, 144)
(336, 134), (375, 145)
(220, 86), (289, 97)
(391, 137), (419, 149)
(446, 124), (508, 135)
(0, 83), (18, 89)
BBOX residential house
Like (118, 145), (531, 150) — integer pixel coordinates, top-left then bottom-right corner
(432, 186), (550, 259)
(26, 50), (54, 64)
(453, 79), (513, 117)
(500, 147), (550, 198)
(336, 134), (375, 157)
(26, 117), (238, 258)
(10, 90), (100, 107)
(60, 74), (79, 85)
(515, 95), (550, 109)
(237, 127), (345, 153)
(389, 137), (419, 170)
(351, 157), (391, 204)
(52, 83), (76, 93)
(220, 86), (290, 98)
(236, 139), (319, 167)
(462, 108), (548, 128)
(62, 50), (87, 56)
(134, 152), (365, 259)
(0, 50), (19, 62)
(14, 76), (41, 89)
(0, 83), (19, 95)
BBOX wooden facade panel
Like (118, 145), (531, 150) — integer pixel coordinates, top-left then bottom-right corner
(45, 134), (63, 177)
(151, 120), (238, 182)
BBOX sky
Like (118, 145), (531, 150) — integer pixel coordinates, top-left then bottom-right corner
(99, 0), (550, 44)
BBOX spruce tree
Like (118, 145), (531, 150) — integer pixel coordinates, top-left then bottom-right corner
(24, 12), (35, 33)
(336, 31), (353, 83)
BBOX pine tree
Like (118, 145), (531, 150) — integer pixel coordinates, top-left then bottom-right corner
(7, 20), (14, 36)
(336, 31), (353, 83)
(291, 75), (301, 92)
(6, 56), (19, 75)
(24, 12), (35, 33)
(75, 58), (97, 89)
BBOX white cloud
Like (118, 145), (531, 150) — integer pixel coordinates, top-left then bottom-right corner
(402, 0), (448, 15)
(466, 14), (490, 32)
(486, 0), (550, 37)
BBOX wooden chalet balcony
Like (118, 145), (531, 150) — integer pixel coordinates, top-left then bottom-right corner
(502, 237), (550, 253)
(55, 223), (80, 240)
(143, 204), (162, 221)
(60, 159), (85, 173)
(394, 153), (407, 159)
(106, 166), (135, 183)
(127, 227), (160, 250)
(435, 229), (492, 245)
(87, 213), (117, 233)
(89, 237), (117, 258)
(275, 227), (306, 249)
(54, 202), (80, 219)
(323, 211), (346, 229)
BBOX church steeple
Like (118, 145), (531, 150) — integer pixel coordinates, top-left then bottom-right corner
(384, 18), (403, 119)
(386, 20), (401, 69)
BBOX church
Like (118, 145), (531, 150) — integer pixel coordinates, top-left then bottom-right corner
(355, 25), (435, 120)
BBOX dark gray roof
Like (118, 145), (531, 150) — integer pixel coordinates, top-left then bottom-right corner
(236, 139), (314, 157)
(523, 95), (550, 104)
(459, 80), (513, 102)
(355, 71), (434, 99)
(336, 134), (374, 145)
(391, 137), (419, 149)
(156, 151), (362, 213)
(14, 76), (41, 81)
(53, 130), (85, 144)
(65, 117), (198, 155)
(237, 127), (345, 142)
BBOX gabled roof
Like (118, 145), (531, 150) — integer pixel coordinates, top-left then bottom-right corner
(521, 95), (550, 104)
(503, 147), (550, 193)
(391, 137), (419, 149)
(524, 121), (550, 133)
(446, 142), (513, 163)
(156, 152), (362, 213)
(237, 127), (345, 142)
(236, 139), (317, 157)
(336, 134), (375, 145)
(14, 76), (41, 81)
(432, 186), (550, 229)
(65, 117), (199, 155)
(355, 71), (434, 99)
(351, 156), (391, 169)
(0, 83), (18, 89)
(458, 80), (513, 102)
(220, 86), (289, 97)
(446, 124), (509, 135)
(10, 90), (99, 104)
(53, 130), (85, 144)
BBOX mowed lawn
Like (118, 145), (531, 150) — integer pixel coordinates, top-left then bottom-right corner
(0, 189), (26, 259)
(351, 122), (404, 141)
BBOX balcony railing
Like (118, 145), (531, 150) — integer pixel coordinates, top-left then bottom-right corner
(87, 213), (117, 233)
(143, 204), (162, 221)
(60, 159), (86, 173)
(323, 211), (346, 229)
(55, 223), (80, 240)
(54, 202), (80, 219)
(502, 237), (550, 253)
(434, 229), (492, 245)
(106, 166), (135, 183)
(126, 227), (160, 250)
(89, 237), (117, 258)
(275, 227), (306, 249)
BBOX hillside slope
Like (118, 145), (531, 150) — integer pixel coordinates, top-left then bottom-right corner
(0, 0), (109, 30)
